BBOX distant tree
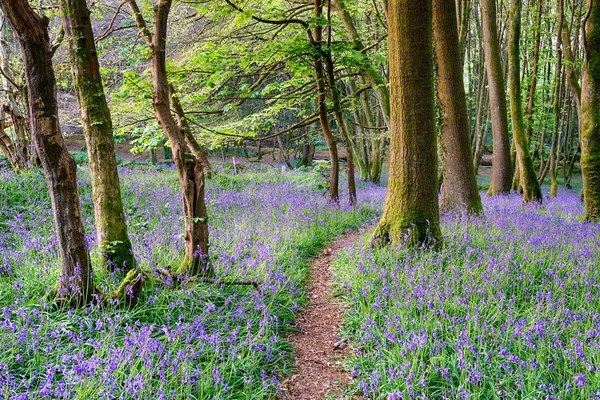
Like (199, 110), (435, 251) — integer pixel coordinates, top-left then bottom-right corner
(59, 0), (136, 271)
(0, 0), (95, 306)
(481, 0), (513, 195)
(433, 0), (482, 214)
(581, 0), (600, 220)
(371, 0), (441, 247)
(507, 0), (543, 203)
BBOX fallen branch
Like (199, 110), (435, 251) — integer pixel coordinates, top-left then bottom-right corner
(156, 267), (260, 289)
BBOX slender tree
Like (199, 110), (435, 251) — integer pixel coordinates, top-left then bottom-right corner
(59, 0), (136, 271)
(508, 0), (543, 202)
(524, 0), (544, 141)
(313, 0), (340, 202)
(481, 0), (513, 195)
(581, 0), (600, 220)
(0, 0), (95, 306)
(371, 0), (441, 247)
(433, 0), (482, 214)
(333, 0), (390, 125)
(127, 0), (213, 276)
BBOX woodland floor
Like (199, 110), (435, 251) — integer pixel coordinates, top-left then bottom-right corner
(279, 230), (366, 400)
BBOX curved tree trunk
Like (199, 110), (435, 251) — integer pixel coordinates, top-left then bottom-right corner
(0, 0), (95, 306)
(127, 0), (212, 276)
(433, 0), (483, 214)
(313, 0), (339, 203)
(371, 0), (440, 248)
(508, 0), (543, 202)
(152, 1), (212, 276)
(60, 0), (136, 271)
(481, 0), (513, 195)
(581, 0), (600, 220)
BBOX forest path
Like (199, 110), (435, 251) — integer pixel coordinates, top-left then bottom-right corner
(279, 229), (364, 400)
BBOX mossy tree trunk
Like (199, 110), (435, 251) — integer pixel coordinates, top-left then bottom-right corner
(59, 0), (136, 272)
(371, 0), (441, 248)
(507, 0), (543, 203)
(581, 0), (600, 220)
(433, 0), (483, 214)
(0, 0), (95, 306)
(481, 0), (513, 195)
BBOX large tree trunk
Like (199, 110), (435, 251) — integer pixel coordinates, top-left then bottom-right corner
(0, 0), (95, 306)
(433, 0), (482, 214)
(60, 0), (136, 271)
(371, 0), (441, 247)
(481, 0), (513, 195)
(508, 0), (543, 202)
(581, 0), (600, 220)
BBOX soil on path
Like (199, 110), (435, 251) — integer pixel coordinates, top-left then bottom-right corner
(280, 231), (364, 400)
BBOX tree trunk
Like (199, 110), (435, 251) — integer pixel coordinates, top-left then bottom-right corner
(0, 0), (95, 306)
(324, 46), (356, 204)
(60, 0), (136, 271)
(507, 0), (543, 202)
(549, 0), (564, 197)
(371, 0), (440, 247)
(313, 0), (339, 202)
(581, 0), (600, 220)
(524, 0), (543, 141)
(333, 0), (390, 126)
(0, 25), (29, 171)
(127, 0), (213, 276)
(433, 0), (482, 214)
(481, 0), (513, 195)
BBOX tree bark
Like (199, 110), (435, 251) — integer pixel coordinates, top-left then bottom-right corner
(324, 43), (356, 204)
(333, 0), (390, 126)
(549, 0), (564, 197)
(481, 0), (513, 195)
(313, 0), (339, 202)
(371, 0), (440, 247)
(0, 0), (95, 306)
(433, 0), (482, 214)
(0, 25), (29, 172)
(508, 0), (543, 202)
(60, 0), (136, 271)
(581, 0), (600, 220)
(524, 0), (543, 142)
(127, 0), (213, 276)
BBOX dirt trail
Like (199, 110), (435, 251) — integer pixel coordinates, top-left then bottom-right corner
(280, 230), (364, 400)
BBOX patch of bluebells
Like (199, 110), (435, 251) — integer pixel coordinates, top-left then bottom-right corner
(335, 189), (600, 399)
(0, 166), (384, 399)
